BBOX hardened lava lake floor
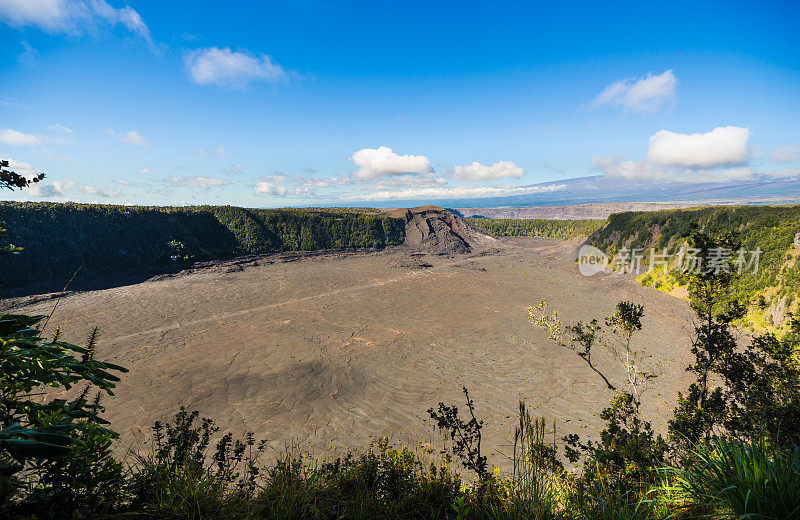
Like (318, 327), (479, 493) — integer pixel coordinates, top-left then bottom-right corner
(6, 237), (696, 469)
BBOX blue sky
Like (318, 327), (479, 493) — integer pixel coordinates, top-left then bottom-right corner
(1, 0), (799, 206)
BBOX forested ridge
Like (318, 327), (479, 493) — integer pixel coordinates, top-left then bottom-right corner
(0, 202), (405, 289)
(467, 206), (800, 333)
(588, 205), (800, 332)
(467, 218), (606, 239)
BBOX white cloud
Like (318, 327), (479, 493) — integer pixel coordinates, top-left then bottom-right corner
(137, 168), (156, 174)
(592, 156), (754, 183)
(46, 123), (72, 135)
(18, 40), (39, 64)
(350, 146), (433, 180)
(254, 181), (287, 197)
(185, 47), (286, 87)
(0, 0), (152, 42)
(25, 183), (58, 197)
(194, 145), (227, 158)
(647, 126), (751, 169)
(592, 69), (677, 113)
(121, 130), (149, 146)
(299, 176), (347, 187)
(24, 178), (119, 198)
(261, 173), (352, 188)
(773, 146), (799, 164)
(451, 160), (524, 180)
(223, 163), (246, 175)
(294, 187), (316, 198)
(165, 176), (229, 189)
(348, 183), (565, 201)
(370, 174), (447, 188)
(1, 157), (43, 177)
(50, 179), (75, 192)
(592, 126), (759, 183)
(0, 128), (41, 146)
(89, 0), (151, 42)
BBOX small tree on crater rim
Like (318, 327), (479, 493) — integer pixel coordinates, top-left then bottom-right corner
(669, 227), (800, 450)
(428, 386), (488, 478)
(530, 300), (616, 391)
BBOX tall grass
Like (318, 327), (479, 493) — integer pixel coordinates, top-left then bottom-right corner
(512, 401), (561, 512)
(666, 436), (800, 519)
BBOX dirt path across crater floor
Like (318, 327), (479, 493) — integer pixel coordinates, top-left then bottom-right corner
(3, 237), (697, 471)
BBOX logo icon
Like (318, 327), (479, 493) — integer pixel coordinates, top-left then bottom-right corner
(577, 245), (609, 276)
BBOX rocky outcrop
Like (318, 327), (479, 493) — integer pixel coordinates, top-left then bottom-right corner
(382, 206), (497, 254)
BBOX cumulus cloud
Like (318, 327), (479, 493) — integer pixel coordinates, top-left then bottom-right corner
(299, 176), (351, 187)
(0, 0), (152, 42)
(592, 156), (753, 183)
(348, 183), (565, 202)
(50, 179), (75, 193)
(185, 47), (286, 87)
(350, 146), (433, 180)
(647, 126), (751, 169)
(194, 146), (228, 158)
(592, 69), (677, 113)
(0, 128), (41, 146)
(121, 130), (149, 146)
(165, 176), (229, 189)
(451, 161), (524, 180)
(294, 187), (316, 198)
(262, 173), (351, 188)
(25, 183), (58, 197)
(75, 184), (120, 197)
(254, 181), (287, 197)
(591, 126), (759, 183)
(226, 163), (245, 175)
(2, 157), (43, 177)
(773, 146), (799, 164)
(24, 178), (119, 198)
(369, 174), (447, 188)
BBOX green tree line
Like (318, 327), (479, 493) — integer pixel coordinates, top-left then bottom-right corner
(589, 205), (800, 332)
(467, 218), (606, 240)
(0, 202), (405, 290)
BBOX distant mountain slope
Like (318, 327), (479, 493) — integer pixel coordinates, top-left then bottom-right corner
(455, 202), (701, 220)
(366, 175), (800, 208)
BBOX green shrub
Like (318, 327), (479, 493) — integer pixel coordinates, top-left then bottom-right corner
(0, 314), (128, 517)
(128, 407), (266, 520)
(668, 436), (800, 519)
(258, 439), (462, 520)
